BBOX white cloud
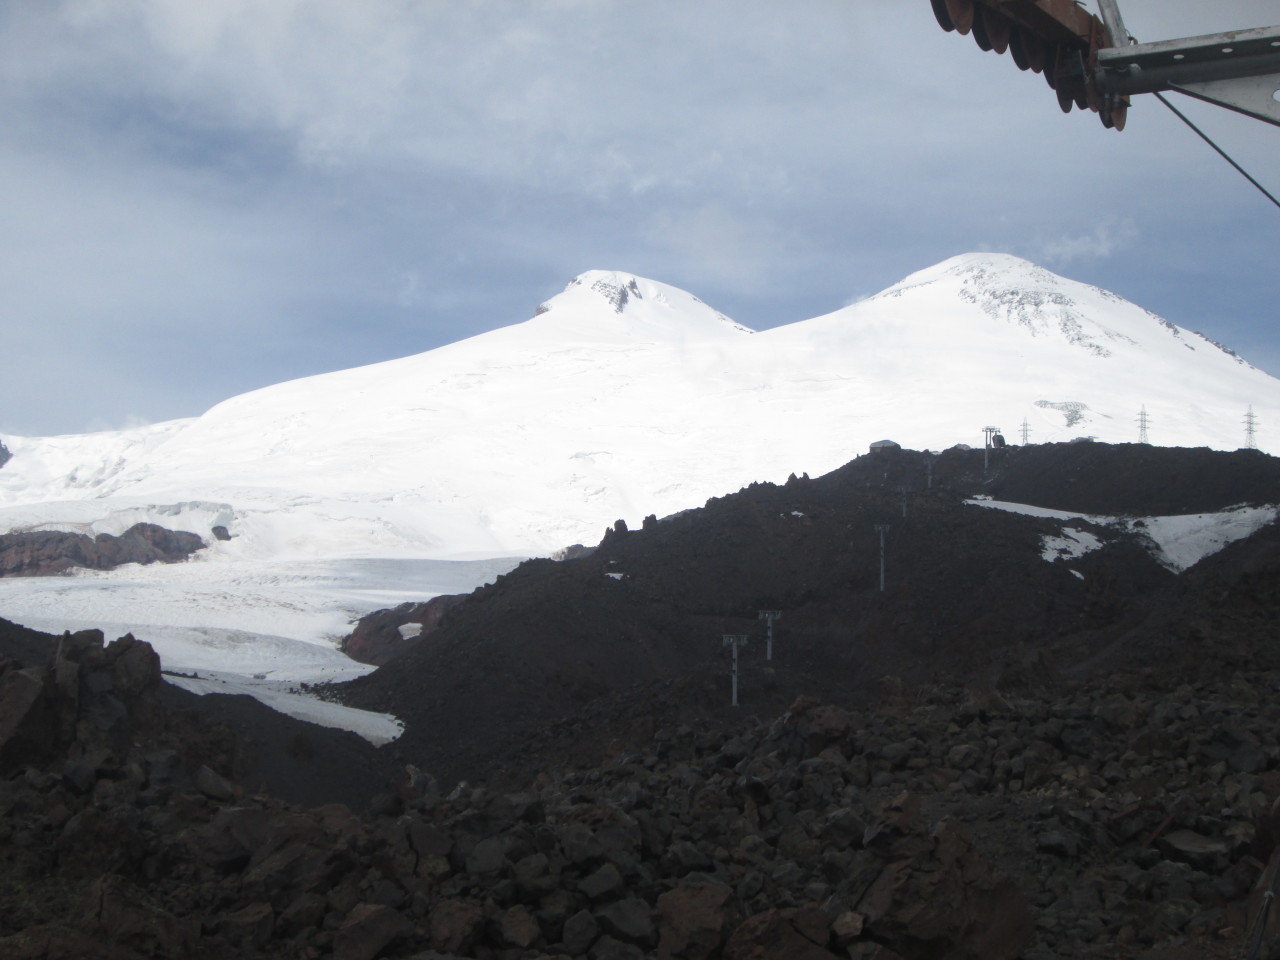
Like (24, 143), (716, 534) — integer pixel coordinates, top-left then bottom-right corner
(0, 0), (1276, 434)
(644, 204), (786, 293)
(394, 270), (425, 309)
(1036, 219), (1140, 265)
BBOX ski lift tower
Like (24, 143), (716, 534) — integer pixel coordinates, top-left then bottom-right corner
(722, 635), (749, 707)
(983, 426), (1002, 474)
(757, 610), (782, 661)
(874, 524), (891, 592)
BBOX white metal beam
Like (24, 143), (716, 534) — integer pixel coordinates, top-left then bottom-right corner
(1096, 25), (1280, 126)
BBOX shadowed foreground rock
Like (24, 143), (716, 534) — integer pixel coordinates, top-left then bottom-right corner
(1, 617), (1276, 959)
(0, 623), (1038, 960)
(3, 442), (1280, 958)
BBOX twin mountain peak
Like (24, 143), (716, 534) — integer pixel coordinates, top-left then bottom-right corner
(527, 254), (1248, 370)
(0, 252), (1274, 561)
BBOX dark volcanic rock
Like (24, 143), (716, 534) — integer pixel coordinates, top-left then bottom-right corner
(334, 902), (413, 960)
(0, 439), (10, 469)
(0, 617), (399, 808)
(0, 662), (56, 774)
(84, 874), (199, 957)
(0, 610), (1278, 959)
(981, 441), (1280, 516)
(656, 880), (739, 960)
(0, 522), (205, 577)
(0, 442), (1277, 960)
(342, 444), (1213, 788)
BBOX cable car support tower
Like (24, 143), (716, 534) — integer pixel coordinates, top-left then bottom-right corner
(929, 0), (1280, 131)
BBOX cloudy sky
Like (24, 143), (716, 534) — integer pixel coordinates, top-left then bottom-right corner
(2, 0), (1276, 437)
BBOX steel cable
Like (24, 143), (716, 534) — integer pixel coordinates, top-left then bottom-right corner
(1154, 91), (1280, 213)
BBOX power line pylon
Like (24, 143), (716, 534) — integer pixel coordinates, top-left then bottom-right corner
(1138, 405), (1151, 444)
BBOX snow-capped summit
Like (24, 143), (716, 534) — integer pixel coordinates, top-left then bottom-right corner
(530, 270), (754, 342)
(872, 252), (1249, 366)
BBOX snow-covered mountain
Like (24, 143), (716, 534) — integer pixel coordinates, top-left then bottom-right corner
(2, 254), (1276, 561)
(2, 252), (1277, 733)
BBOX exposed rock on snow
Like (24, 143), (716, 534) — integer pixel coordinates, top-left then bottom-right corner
(1035, 399), (1092, 427)
(0, 522), (204, 577)
(588, 273), (640, 313)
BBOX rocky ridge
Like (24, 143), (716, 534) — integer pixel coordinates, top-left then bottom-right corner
(340, 443), (1279, 789)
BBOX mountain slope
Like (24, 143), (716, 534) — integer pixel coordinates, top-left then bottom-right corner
(340, 441), (1280, 788)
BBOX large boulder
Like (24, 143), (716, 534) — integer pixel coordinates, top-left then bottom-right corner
(0, 661), (55, 773)
(722, 906), (841, 960)
(656, 879), (739, 960)
(334, 903), (413, 960)
(0, 629), (168, 774)
(83, 875), (199, 958)
(856, 796), (1034, 960)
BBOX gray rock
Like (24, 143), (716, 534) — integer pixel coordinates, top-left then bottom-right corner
(666, 839), (713, 874)
(497, 904), (541, 949)
(589, 933), (648, 960)
(465, 835), (508, 876)
(561, 822), (605, 866)
(218, 901), (274, 949)
(195, 764), (235, 802)
(0, 666), (55, 774)
(580, 861), (625, 900)
(595, 896), (654, 946)
(562, 908), (600, 955)
(1156, 829), (1231, 872)
(334, 903), (412, 960)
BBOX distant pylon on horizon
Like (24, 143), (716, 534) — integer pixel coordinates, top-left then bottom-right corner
(1137, 406), (1151, 444)
(1244, 405), (1259, 450)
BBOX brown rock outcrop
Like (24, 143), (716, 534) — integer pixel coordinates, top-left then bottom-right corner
(0, 523), (205, 577)
(341, 594), (467, 665)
